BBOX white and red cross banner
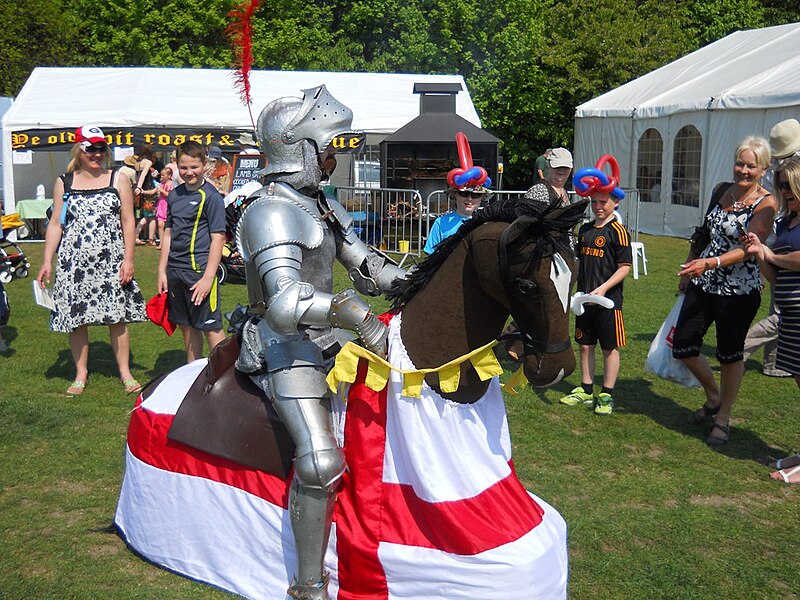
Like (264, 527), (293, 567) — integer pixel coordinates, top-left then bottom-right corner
(114, 314), (568, 599)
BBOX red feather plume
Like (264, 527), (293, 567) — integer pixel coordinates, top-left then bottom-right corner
(227, 0), (261, 111)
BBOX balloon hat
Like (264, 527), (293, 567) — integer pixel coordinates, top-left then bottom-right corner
(572, 154), (625, 201)
(447, 132), (492, 191)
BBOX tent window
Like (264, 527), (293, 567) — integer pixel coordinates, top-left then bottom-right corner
(636, 128), (663, 203)
(671, 126), (702, 207)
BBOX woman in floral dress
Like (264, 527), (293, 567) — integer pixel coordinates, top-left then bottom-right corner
(36, 126), (146, 395)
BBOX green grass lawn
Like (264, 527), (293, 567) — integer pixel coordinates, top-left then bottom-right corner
(0, 235), (798, 599)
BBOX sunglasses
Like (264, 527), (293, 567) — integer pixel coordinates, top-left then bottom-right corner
(778, 181), (792, 192)
(81, 143), (108, 154)
(456, 191), (484, 199)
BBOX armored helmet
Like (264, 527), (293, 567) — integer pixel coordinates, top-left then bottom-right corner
(257, 85), (360, 176)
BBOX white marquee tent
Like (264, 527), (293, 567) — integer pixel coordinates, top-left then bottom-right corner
(574, 22), (800, 238)
(2, 67), (481, 212)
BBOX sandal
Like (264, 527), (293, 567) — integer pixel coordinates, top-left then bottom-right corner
(122, 378), (142, 394)
(686, 402), (720, 425)
(66, 380), (86, 396)
(772, 465), (800, 484)
(147, 239), (157, 246)
(135, 239), (146, 246)
(707, 422), (730, 446)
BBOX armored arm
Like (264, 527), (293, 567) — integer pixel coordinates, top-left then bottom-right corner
(236, 192), (387, 355)
(321, 195), (406, 296)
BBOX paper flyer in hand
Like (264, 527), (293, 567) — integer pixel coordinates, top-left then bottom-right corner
(32, 280), (55, 310)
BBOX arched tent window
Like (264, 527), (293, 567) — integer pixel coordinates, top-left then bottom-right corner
(671, 126), (702, 207)
(636, 128), (663, 203)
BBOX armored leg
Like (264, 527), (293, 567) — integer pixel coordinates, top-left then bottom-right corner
(253, 340), (345, 600)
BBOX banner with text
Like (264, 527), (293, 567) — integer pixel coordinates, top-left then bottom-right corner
(11, 127), (247, 152)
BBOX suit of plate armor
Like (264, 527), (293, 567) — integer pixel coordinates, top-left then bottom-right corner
(234, 86), (405, 600)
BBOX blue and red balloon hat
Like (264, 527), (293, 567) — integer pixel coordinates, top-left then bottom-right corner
(447, 132), (492, 194)
(572, 154), (625, 201)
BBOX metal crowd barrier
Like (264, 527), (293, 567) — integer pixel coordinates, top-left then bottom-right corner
(335, 186), (425, 266)
(335, 186), (643, 259)
(424, 189), (528, 246)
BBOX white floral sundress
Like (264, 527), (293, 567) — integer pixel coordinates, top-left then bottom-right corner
(50, 170), (146, 333)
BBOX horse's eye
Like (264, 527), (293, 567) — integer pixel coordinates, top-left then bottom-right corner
(516, 278), (537, 294)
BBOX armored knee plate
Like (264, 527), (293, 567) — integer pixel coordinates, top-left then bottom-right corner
(263, 341), (346, 489)
(293, 443), (346, 490)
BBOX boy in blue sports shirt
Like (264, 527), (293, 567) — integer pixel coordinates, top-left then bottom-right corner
(423, 185), (486, 254)
(157, 141), (226, 362)
(560, 190), (632, 414)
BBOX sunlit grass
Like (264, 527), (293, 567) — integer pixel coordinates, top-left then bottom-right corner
(0, 235), (797, 599)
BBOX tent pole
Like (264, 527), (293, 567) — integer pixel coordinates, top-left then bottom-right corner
(700, 103), (713, 220)
(627, 110), (638, 241)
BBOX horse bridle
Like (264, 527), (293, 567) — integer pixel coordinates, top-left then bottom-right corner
(497, 215), (572, 356)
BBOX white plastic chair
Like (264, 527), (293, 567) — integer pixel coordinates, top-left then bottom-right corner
(631, 241), (648, 279)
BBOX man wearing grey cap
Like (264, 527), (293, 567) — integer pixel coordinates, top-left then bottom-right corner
(205, 145), (232, 193)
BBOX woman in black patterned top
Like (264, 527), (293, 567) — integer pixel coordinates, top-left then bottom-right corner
(674, 137), (777, 446)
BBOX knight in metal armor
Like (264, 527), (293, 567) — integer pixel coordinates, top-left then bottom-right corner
(234, 85), (405, 600)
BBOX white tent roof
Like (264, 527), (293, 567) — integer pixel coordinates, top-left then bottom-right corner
(2, 68), (482, 215)
(576, 22), (800, 119)
(3, 67), (481, 133)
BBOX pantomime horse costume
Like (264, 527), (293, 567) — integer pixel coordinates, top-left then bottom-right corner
(115, 86), (587, 599)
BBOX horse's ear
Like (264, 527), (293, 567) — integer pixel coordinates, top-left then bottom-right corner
(500, 215), (540, 251)
(547, 199), (589, 230)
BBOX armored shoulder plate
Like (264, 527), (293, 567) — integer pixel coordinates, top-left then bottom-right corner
(319, 193), (354, 234)
(236, 185), (325, 261)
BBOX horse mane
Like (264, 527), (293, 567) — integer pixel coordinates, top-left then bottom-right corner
(387, 196), (584, 310)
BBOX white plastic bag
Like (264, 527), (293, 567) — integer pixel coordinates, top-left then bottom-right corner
(645, 293), (701, 388)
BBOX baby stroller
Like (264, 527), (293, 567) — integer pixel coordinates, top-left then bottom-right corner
(1, 214), (31, 283)
(219, 182), (261, 284)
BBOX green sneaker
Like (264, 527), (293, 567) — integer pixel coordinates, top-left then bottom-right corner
(559, 387), (595, 406)
(594, 392), (614, 415)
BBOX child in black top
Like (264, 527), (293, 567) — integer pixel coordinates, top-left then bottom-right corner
(559, 192), (632, 414)
(157, 141), (226, 363)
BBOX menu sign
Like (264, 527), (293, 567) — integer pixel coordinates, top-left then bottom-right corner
(231, 154), (267, 189)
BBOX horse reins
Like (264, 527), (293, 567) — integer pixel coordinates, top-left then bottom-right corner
(496, 215), (572, 356)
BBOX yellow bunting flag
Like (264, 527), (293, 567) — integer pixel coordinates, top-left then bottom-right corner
(326, 339), (507, 399)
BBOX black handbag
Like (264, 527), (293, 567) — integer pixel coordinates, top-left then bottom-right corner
(689, 224), (710, 257)
(688, 183), (731, 257)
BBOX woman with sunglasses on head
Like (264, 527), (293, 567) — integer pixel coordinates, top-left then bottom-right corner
(745, 156), (800, 483)
(675, 137), (777, 446)
(36, 126), (146, 396)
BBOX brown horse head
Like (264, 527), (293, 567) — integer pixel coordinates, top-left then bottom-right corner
(389, 196), (588, 400)
(494, 215), (579, 387)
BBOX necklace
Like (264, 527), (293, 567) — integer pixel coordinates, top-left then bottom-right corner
(730, 187), (757, 211)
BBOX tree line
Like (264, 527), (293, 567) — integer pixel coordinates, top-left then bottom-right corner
(2, 0), (798, 185)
